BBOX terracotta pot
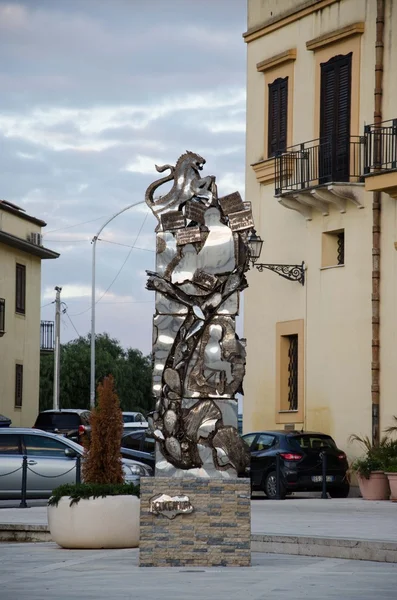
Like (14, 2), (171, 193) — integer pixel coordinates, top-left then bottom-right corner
(48, 495), (140, 548)
(357, 471), (390, 500)
(385, 473), (397, 501)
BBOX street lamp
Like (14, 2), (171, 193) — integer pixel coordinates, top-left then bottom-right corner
(90, 200), (147, 408)
(247, 229), (306, 286)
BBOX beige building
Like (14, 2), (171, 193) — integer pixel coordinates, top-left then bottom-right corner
(0, 200), (59, 426)
(243, 0), (397, 457)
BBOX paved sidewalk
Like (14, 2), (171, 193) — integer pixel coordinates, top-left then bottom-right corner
(0, 543), (396, 600)
(1, 497), (396, 541)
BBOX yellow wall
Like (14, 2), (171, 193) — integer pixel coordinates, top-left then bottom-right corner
(0, 210), (44, 426)
(244, 0), (397, 461)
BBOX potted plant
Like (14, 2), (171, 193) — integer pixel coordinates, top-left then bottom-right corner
(349, 434), (390, 501)
(48, 375), (140, 549)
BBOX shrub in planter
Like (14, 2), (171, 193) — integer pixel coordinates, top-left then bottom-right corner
(350, 440), (391, 501)
(384, 463), (397, 502)
(48, 375), (141, 548)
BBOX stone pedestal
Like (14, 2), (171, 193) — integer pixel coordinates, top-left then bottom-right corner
(139, 477), (251, 567)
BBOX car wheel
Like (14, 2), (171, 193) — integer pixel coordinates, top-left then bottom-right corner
(264, 471), (286, 500)
(328, 483), (350, 498)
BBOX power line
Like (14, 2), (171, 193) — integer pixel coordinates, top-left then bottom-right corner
(69, 212), (150, 317)
(41, 301), (54, 308)
(98, 239), (155, 252)
(61, 304), (80, 337)
(44, 214), (111, 235)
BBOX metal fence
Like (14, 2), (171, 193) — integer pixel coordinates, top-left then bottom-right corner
(364, 119), (397, 174)
(275, 136), (365, 195)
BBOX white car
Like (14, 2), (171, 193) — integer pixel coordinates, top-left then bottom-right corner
(0, 428), (153, 499)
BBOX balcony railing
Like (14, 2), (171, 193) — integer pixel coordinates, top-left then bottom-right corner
(40, 320), (54, 352)
(275, 136), (365, 195)
(364, 119), (397, 174)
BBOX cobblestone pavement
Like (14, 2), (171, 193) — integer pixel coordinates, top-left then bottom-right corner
(0, 543), (396, 600)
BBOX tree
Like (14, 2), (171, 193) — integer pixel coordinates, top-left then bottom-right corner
(82, 375), (124, 485)
(39, 333), (154, 414)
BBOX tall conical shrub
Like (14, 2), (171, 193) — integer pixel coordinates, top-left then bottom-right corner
(83, 375), (124, 485)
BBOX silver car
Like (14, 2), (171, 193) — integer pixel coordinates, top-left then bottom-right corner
(0, 428), (152, 499)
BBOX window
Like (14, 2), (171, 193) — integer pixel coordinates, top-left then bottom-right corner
(320, 53), (352, 182)
(276, 320), (304, 424)
(0, 298), (5, 334)
(142, 436), (155, 453)
(0, 434), (20, 455)
(289, 435), (337, 452)
(121, 432), (142, 451)
(322, 229), (345, 267)
(15, 364), (23, 408)
(15, 263), (26, 315)
(242, 434), (257, 449)
(286, 335), (298, 411)
(268, 77), (288, 157)
(23, 434), (68, 457)
(253, 434), (275, 452)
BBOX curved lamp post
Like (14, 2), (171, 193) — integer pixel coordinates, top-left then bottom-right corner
(90, 200), (146, 408)
(247, 229), (306, 286)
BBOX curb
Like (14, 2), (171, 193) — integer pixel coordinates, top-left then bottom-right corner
(0, 524), (51, 543)
(1, 524), (397, 564)
(251, 533), (397, 563)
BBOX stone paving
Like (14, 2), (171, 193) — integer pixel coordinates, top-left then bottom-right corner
(1, 497), (397, 541)
(0, 543), (396, 600)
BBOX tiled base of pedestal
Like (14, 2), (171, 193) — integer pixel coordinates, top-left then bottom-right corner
(139, 477), (251, 567)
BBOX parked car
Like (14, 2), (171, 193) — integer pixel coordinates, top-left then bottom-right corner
(0, 414), (11, 428)
(121, 430), (155, 470)
(242, 430), (350, 499)
(33, 409), (91, 443)
(0, 428), (152, 499)
(122, 412), (147, 425)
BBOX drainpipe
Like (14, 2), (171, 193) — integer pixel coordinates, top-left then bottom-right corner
(372, 0), (384, 446)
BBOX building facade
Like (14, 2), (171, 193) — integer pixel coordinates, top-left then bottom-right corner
(243, 0), (397, 457)
(0, 200), (59, 426)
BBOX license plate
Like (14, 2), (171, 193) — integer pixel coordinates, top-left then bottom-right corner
(311, 475), (334, 482)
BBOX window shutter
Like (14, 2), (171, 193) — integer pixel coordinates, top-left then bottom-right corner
(320, 53), (352, 182)
(15, 263), (26, 315)
(15, 364), (23, 408)
(268, 77), (288, 157)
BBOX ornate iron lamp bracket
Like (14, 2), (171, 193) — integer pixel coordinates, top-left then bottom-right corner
(252, 261), (305, 285)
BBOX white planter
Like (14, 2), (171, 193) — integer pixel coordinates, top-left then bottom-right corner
(48, 495), (140, 549)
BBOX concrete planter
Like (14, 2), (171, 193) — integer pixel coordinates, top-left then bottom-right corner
(385, 473), (397, 501)
(357, 471), (390, 501)
(48, 495), (140, 549)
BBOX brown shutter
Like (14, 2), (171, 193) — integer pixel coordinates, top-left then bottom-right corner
(320, 53), (352, 182)
(268, 77), (288, 157)
(15, 263), (26, 314)
(15, 364), (23, 408)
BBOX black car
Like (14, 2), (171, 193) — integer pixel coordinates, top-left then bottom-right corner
(33, 409), (91, 443)
(120, 430), (155, 469)
(242, 430), (350, 499)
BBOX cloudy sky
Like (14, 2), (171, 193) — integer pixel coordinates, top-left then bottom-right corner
(0, 0), (247, 355)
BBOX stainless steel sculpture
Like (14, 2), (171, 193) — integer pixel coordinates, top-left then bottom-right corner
(145, 152), (253, 478)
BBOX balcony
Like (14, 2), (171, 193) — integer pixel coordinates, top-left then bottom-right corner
(364, 119), (397, 198)
(274, 136), (365, 220)
(40, 320), (54, 352)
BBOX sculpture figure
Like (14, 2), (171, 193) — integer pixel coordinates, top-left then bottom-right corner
(145, 152), (254, 478)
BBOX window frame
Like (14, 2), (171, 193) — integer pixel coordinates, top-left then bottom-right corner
(0, 298), (5, 334)
(15, 263), (26, 315)
(276, 320), (304, 425)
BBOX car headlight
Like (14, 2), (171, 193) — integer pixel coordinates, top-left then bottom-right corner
(123, 464), (146, 477)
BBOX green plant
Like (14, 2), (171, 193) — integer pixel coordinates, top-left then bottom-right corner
(384, 462), (397, 473)
(384, 415), (397, 435)
(348, 433), (389, 452)
(351, 454), (384, 479)
(48, 483), (139, 507)
(83, 374), (124, 485)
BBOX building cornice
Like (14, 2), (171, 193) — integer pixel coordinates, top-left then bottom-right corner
(0, 230), (59, 259)
(0, 200), (47, 227)
(243, 0), (340, 43)
(306, 22), (365, 51)
(256, 49), (297, 73)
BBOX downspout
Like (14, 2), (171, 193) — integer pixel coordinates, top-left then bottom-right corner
(372, 0), (385, 446)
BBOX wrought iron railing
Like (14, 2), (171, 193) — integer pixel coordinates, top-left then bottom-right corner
(364, 119), (397, 174)
(275, 136), (365, 195)
(40, 320), (54, 352)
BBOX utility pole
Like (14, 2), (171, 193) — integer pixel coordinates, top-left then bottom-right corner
(53, 286), (62, 411)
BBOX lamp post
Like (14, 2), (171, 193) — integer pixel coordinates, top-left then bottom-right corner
(247, 229), (306, 285)
(90, 200), (146, 408)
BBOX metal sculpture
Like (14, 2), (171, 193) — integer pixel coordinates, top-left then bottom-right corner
(146, 152), (253, 478)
